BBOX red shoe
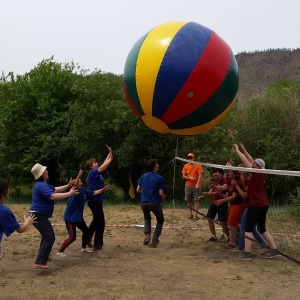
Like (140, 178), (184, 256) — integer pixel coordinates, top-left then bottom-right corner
(86, 242), (94, 248)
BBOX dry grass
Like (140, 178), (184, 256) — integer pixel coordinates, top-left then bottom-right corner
(1, 204), (300, 300)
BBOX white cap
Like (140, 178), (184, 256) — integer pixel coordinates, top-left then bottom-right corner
(254, 158), (265, 169)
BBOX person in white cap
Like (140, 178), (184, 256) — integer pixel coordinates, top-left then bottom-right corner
(233, 143), (280, 261)
(30, 163), (79, 269)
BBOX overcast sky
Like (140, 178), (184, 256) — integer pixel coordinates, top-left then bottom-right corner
(0, 0), (299, 76)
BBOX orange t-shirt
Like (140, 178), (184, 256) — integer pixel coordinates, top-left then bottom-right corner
(182, 163), (203, 187)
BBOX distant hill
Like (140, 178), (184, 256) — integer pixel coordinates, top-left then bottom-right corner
(235, 49), (300, 103)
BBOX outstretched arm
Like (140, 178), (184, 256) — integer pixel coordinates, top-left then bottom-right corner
(98, 145), (113, 173)
(54, 178), (76, 193)
(93, 184), (112, 196)
(50, 188), (79, 201)
(215, 193), (238, 206)
(74, 170), (83, 189)
(16, 214), (37, 233)
(233, 144), (253, 168)
(239, 143), (254, 164)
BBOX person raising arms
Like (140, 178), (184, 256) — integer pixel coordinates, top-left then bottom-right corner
(85, 145), (113, 251)
(233, 143), (280, 260)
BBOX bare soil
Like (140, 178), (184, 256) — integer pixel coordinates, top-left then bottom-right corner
(1, 204), (299, 300)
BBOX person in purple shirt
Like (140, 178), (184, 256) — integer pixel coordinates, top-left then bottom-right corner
(85, 145), (113, 250)
(136, 159), (166, 248)
(30, 163), (78, 269)
(56, 170), (111, 257)
(0, 179), (36, 260)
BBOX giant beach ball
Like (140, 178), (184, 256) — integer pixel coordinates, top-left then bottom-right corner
(124, 21), (239, 136)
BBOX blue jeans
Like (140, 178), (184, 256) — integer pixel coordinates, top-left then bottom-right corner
(88, 201), (105, 249)
(140, 202), (164, 241)
(32, 212), (55, 265)
(238, 208), (267, 250)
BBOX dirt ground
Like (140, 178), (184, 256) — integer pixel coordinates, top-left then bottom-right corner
(1, 204), (299, 300)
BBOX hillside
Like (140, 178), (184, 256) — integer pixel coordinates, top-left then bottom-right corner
(235, 49), (300, 103)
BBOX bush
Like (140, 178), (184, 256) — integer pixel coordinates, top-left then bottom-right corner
(7, 185), (32, 204)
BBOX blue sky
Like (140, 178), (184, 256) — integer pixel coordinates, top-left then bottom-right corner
(0, 0), (299, 75)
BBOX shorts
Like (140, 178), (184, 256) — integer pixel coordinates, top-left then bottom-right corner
(206, 204), (228, 222)
(227, 205), (245, 227)
(245, 205), (268, 234)
(185, 186), (202, 201)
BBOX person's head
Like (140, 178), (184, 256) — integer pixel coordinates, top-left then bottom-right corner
(147, 159), (159, 172)
(228, 170), (240, 180)
(187, 153), (195, 161)
(212, 168), (224, 180)
(72, 175), (83, 188)
(31, 163), (48, 181)
(0, 179), (9, 201)
(253, 158), (265, 169)
(85, 159), (99, 171)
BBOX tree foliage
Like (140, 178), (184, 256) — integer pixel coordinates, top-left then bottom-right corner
(0, 58), (299, 204)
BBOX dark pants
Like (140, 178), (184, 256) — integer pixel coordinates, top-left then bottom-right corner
(88, 201), (105, 249)
(58, 221), (89, 252)
(245, 205), (269, 234)
(140, 202), (164, 241)
(32, 212), (55, 265)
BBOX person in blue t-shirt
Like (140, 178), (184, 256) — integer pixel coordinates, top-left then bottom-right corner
(85, 145), (113, 250)
(136, 159), (166, 248)
(56, 170), (111, 257)
(0, 179), (36, 260)
(30, 163), (79, 270)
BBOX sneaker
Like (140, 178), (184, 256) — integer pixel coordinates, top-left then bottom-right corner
(193, 216), (199, 221)
(81, 246), (93, 253)
(207, 235), (217, 242)
(238, 252), (252, 261)
(225, 243), (236, 249)
(259, 247), (270, 255)
(266, 249), (281, 259)
(56, 252), (67, 258)
(187, 215), (193, 219)
(217, 233), (225, 240)
(231, 246), (243, 253)
(143, 235), (151, 245)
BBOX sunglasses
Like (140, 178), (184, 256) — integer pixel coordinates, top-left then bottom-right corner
(187, 156), (194, 159)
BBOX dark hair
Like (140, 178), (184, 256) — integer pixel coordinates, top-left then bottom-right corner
(230, 170), (240, 179)
(213, 168), (224, 176)
(147, 159), (158, 172)
(85, 159), (97, 171)
(0, 179), (9, 198)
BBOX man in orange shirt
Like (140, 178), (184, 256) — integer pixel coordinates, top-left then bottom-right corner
(182, 153), (203, 220)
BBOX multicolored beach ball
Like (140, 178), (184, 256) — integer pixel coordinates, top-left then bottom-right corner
(124, 21), (239, 136)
